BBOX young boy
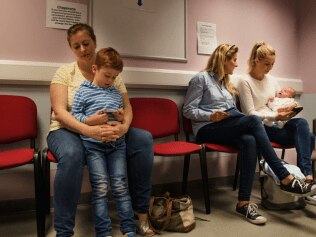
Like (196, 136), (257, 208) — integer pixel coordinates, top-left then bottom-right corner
(263, 86), (300, 128)
(72, 47), (136, 237)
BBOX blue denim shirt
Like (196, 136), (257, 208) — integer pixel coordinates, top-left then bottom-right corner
(183, 71), (236, 135)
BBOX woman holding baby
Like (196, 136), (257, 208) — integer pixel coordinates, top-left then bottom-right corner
(238, 42), (316, 204)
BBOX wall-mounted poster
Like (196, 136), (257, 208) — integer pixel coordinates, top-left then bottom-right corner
(197, 22), (217, 55)
(46, 0), (87, 30)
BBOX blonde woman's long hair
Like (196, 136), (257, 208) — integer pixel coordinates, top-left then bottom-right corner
(248, 42), (276, 72)
(204, 44), (238, 97)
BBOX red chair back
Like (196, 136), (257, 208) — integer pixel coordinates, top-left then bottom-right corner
(182, 114), (193, 134)
(0, 95), (37, 144)
(130, 98), (180, 139)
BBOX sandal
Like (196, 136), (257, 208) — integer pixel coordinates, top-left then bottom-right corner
(136, 219), (155, 236)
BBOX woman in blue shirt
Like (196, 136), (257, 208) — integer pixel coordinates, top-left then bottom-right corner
(183, 44), (316, 225)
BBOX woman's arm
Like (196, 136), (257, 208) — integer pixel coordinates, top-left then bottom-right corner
(183, 76), (213, 121)
(51, 83), (119, 141)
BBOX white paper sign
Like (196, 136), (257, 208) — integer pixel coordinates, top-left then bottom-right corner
(197, 22), (217, 55)
(46, 0), (87, 29)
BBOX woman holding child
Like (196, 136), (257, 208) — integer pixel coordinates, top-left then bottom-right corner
(183, 44), (316, 225)
(238, 42), (316, 205)
(47, 23), (154, 236)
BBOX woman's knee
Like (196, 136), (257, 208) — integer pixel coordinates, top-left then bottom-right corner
(126, 127), (153, 148)
(240, 134), (256, 147)
(56, 145), (85, 167)
(247, 115), (262, 124)
(289, 118), (309, 128)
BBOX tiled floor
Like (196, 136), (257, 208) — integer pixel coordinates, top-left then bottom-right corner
(1, 181), (316, 237)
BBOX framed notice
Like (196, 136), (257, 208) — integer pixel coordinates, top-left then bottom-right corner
(90, 0), (187, 62)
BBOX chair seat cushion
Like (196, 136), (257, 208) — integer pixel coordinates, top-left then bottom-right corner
(154, 141), (201, 156)
(0, 148), (34, 169)
(204, 143), (239, 153)
(270, 141), (293, 149)
(47, 150), (57, 163)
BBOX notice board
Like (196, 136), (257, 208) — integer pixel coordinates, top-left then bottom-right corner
(90, 0), (187, 62)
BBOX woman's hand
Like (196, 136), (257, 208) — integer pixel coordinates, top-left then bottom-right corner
(210, 111), (230, 122)
(276, 110), (295, 121)
(107, 121), (129, 138)
(277, 104), (296, 113)
(112, 108), (124, 122)
(83, 124), (120, 142)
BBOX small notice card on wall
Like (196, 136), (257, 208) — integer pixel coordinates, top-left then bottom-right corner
(197, 22), (217, 55)
(46, 0), (87, 29)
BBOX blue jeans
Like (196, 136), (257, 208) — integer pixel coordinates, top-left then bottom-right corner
(47, 127), (153, 237)
(83, 138), (135, 236)
(196, 115), (290, 201)
(265, 118), (315, 176)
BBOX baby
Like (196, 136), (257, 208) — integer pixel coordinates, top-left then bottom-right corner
(263, 87), (299, 128)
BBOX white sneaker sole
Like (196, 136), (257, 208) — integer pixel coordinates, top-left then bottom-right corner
(281, 186), (316, 197)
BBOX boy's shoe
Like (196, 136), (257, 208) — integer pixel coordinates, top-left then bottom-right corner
(236, 203), (267, 225)
(280, 176), (316, 197)
(123, 232), (137, 237)
(305, 194), (316, 205)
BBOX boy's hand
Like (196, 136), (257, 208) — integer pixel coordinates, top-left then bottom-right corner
(85, 110), (109, 125)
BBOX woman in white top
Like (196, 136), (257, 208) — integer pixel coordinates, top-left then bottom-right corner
(238, 42), (315, 205)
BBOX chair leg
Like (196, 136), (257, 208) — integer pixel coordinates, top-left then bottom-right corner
(182, 154), (191, 195)
(313, 160), (315, 179)
(233, 154), (240, 191)
(34, 151), (45, 237)
(257, 154), (263, 172)
(42, 153), (51, 215)
(199, 146), (211, 214)
(281, 149), (285, 160)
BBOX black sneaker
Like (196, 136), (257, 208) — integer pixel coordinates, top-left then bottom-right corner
(236, 203), (267, 225)
(280, 176), (316, 197)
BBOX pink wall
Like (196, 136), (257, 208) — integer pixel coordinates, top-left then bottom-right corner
(126, 0), (299, 78)
(298, 0), (316, 93)
(1, 0), (313, 87)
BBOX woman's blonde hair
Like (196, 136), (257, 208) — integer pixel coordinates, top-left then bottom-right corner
(248, 42), (276, 71)
(205, 44), (238, 96)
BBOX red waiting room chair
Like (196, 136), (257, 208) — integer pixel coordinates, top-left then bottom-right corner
(129, 98), (206, 212)
(0, 95), (44, 237)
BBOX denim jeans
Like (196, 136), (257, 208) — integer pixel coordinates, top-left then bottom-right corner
(47, 127), (153, 237)
(264, 118), (315, 176)
(196, 115), (290, 201)
(83, 138), (135, 236)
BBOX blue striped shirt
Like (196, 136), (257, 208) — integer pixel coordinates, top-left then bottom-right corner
(72, 80), (123, 142)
